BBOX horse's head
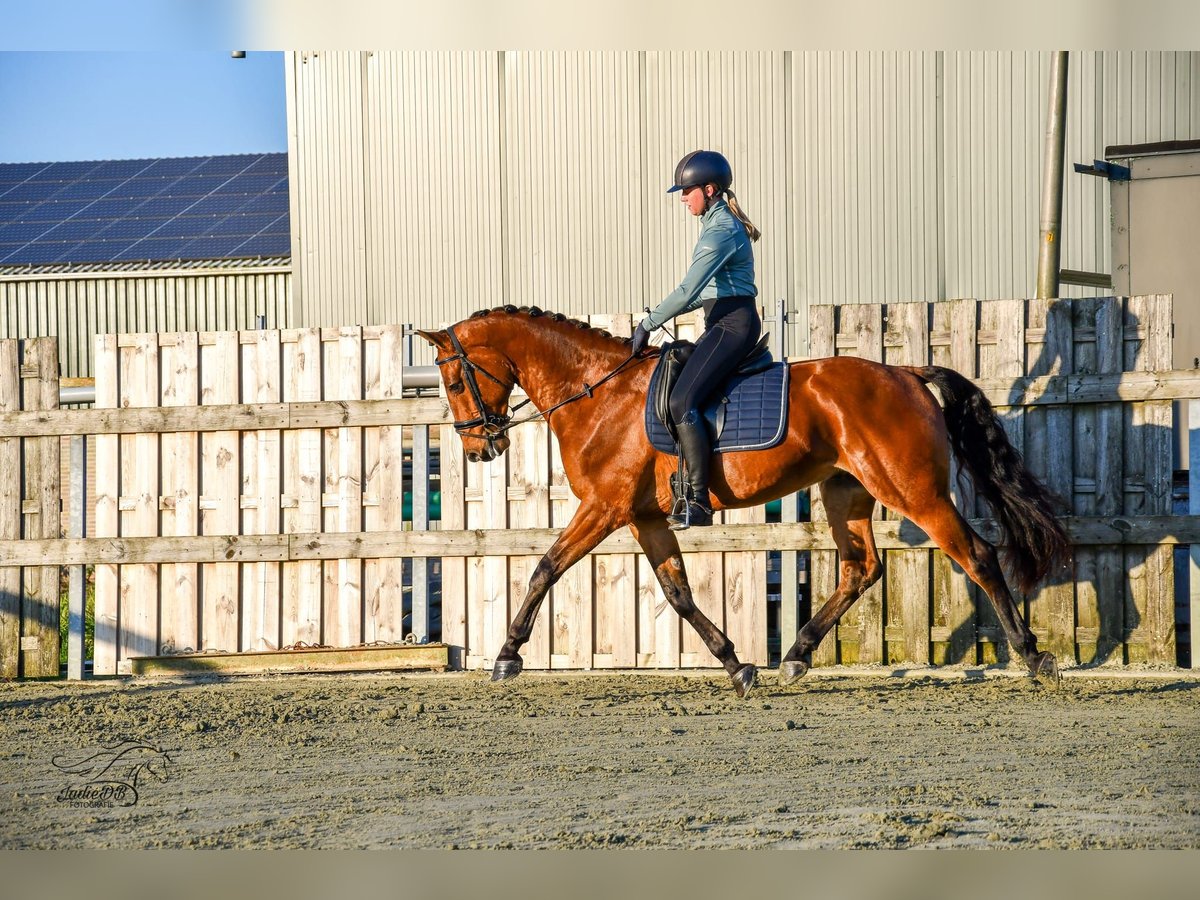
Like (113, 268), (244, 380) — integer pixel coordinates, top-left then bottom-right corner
(418, 324), (516, 463)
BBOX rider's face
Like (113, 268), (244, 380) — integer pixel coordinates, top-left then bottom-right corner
(681, 184), (713, 216)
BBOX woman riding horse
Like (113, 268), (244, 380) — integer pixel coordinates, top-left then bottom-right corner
(630, 150), (763, 530)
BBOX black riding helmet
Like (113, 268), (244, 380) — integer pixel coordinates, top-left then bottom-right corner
(667, 149), (733, 194)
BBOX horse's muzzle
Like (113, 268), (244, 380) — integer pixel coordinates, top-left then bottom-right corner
(467, 436), (510, 464)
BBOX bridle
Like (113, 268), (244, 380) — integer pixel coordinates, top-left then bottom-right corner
(434, 323), (645, 452)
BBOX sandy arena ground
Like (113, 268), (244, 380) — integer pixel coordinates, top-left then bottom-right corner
(2, 668), (1198, 849)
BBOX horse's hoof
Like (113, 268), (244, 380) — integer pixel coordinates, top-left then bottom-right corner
(491, 656), (523, 682)
(730, 664), (757, 699)
(1030, 651), (1060, 687)
(779, 659), (810, 685)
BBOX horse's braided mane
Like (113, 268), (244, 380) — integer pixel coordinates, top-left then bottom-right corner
(470, 305), (623, 341)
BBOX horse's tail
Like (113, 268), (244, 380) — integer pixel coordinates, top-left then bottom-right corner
(909, 365), (1071, 593)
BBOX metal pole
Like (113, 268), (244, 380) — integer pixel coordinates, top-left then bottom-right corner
(67, 434), (86, 680)
(1036, 51), (1069, 300)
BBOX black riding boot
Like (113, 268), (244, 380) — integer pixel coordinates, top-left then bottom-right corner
(668, 412), (714, 530)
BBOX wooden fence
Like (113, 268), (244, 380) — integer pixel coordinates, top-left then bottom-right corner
(0, 296), (1189, 677)
(0, 337), (61, 678)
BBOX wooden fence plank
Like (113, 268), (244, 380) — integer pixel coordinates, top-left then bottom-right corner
(807, 304), (837, 667)
(724, 502), (767, 666)
(588, 313), (637, 668)
(837, 303), (884, 665)
(93, 335), (119, 674)
(323, 328), (363, 647)
(199, 332), (241, 653)
(0, 340), (21, 678)
(281, 329), (323, 647)
(976, 298), (1025, 665)
(1131, 294), (1175, 664)
(159, 332), (199, 654)
(550, 432), (592, 669)
(240, 331), (281, 651)
(1025, 299), (1076, 663)
(482, 421), (510, 667)
(508, 413), (551, 669)
(883, 301), (930, 664)
(1091, 297), (1127, 665)
(28, 338), (61, 677)
(439, 418), (467, 670)
(9, 514), (1200, 567)
(463, 449), (487, 669)
(930, 298), (978, 664)
(364, 325), (406, 642)
(118, 333), (158, 670)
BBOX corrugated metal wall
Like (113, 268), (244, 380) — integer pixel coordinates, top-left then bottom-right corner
(0, 268), (292, 378)
(288, 51), (1200, 358)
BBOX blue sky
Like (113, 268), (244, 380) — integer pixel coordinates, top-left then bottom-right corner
(0, 52), (286, 164)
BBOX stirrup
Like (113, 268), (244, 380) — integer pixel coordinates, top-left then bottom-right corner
(667, 498), (713, 531)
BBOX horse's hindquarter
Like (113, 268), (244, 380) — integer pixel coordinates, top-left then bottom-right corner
(712, 357), (952, 512)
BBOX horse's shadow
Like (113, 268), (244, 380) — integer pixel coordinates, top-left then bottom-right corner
(890, 301), (1175, 668)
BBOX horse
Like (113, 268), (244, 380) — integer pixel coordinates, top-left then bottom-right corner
(418, 305), (1071, 697)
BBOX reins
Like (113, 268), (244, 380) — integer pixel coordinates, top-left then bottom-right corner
(434, 323), (648, 447)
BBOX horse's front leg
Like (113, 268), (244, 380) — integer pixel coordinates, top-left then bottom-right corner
(629, 518), (756, 698)
(492, 501), (621, 682)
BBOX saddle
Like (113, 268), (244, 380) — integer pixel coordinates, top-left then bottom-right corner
(644, 334), (790, 455)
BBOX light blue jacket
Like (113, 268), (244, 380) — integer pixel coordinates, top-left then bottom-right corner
(641, 199), (757, 330)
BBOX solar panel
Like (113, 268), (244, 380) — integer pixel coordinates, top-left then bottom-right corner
(214, 173), (284, 195)
(42, 219), (104, 241)
(240, 193), (289, 216)
(0, 153), (290, 266)
(2, 181), (68, 203)
(193, 155), (261, 176)
(87, 159), (157, 180)
(140, 158), (207, 177)
(22, 199), (96, 221)
(0, 162), (53, 185)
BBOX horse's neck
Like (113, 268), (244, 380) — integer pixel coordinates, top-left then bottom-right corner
(507, 329), (617, 413)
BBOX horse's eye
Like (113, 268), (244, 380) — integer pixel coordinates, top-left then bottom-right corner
(448, 382), (464, 395)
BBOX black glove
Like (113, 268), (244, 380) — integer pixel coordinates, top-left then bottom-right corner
(631, 321), (651, 355)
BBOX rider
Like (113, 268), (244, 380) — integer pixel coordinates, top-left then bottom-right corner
(630, 149), (762, 530)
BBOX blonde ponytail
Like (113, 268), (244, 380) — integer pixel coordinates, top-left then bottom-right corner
(724, 189), (761, 243)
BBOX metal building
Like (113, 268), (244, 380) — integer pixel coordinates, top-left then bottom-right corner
(286, 50), (1200, 361)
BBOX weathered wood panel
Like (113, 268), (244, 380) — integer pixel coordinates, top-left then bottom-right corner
(21, 298), (1181, 679)
(21, 338), (61, 677)
(281, 329), (323, 647)
(93, 335), (119, 674)
(930, 298), (978, 664)
(199, 332), (241, 655)
(159, 333), (199, 655)
(1025, 298), (1075, 663)
(0, 340), (21, 678)
(883, 301), (930, 664)
(807, 304), (838, 667)
(975, 298), (1025, 665)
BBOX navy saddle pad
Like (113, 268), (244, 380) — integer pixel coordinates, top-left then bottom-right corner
(644, 359), (790, 454)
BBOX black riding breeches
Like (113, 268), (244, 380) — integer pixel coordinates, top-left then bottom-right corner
(667, 297), (762, 426)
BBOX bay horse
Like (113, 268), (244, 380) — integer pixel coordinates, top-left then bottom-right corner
(418, 306), (1070, 697)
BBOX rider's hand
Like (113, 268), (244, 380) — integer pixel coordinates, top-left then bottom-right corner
(631, 321), (652, 355)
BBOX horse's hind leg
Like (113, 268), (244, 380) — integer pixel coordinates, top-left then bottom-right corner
(915, 497), (1058, 682)
(781, 472), (882, 684)
(630, 518), (757, 698)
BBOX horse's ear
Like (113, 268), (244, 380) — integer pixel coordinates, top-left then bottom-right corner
(415, 328), (449, 349)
